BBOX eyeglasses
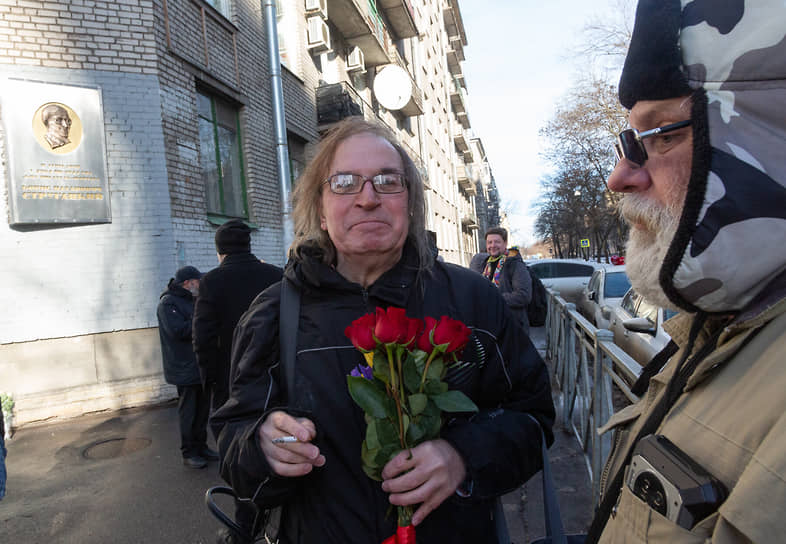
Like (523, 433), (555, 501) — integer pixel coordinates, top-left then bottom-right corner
(323, 172), (407, 195)
(613, 119), (691, 166)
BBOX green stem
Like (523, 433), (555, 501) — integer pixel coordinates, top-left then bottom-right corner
(398, 504), (414, 527)
(418, 348), (440, 393)
(387, 346), (406, 449)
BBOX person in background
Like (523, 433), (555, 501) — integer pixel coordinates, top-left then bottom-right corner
(210, 117), (554, 544)
(470, 227), (532, 334)
(586, 1), (786, 542)
(192, 219), (282, 543)
(156, 265), (216, 469)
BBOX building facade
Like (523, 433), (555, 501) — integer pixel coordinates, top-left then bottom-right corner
(0, 0), (487, 427)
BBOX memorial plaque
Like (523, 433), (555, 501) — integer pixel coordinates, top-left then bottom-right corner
(1, 79), (111, 225)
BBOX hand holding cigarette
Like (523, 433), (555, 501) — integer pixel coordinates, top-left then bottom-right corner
(258, 410), (326, 477)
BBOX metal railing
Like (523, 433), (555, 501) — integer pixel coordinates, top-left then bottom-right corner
(544, 289), (643, 510)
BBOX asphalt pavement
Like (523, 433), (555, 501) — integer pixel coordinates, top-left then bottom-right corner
(1, 327), (592, 543)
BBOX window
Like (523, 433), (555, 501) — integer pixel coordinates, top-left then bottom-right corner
(275, 0), (299, 72)
(205, 0), (231, 19)
(198, 90), (247, 218)
(621, 288), (639, 315)
(287, 132), (306, 186)
(605, 271), (632, 298)
(552, 263), (594, 278)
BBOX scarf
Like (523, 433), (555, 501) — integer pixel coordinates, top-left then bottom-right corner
(482, 252), (507, 287)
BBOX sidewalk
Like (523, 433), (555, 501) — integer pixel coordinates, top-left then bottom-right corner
(1, 328), (592, 543)
(502, 326), (593, 543)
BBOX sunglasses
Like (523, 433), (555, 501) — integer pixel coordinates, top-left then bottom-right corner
(613, 119), (691, 166)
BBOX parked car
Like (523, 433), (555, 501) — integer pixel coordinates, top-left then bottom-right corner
(525, 258), (599, 305)
(577, 265), (631, 329)
(608, 287), (678, 366)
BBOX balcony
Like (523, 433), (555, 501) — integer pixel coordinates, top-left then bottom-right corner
(456, 163), (476, 196)
(316, 81), (365, 127)
(449, 77), (466, 115)
(442, 0), (467, 44)
(446, 36), (465, 78)
(453, 126), (468, 154)
(378, 49), (424, 117)
(377, 0), (418, 38)
(328, 0), (391, 66)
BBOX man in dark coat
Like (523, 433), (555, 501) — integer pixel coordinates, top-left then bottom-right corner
(157, 265), (216, 469)
(471, 227), (533, 334)
(192, 220), (282, 543)
(193, 220), (284, 414)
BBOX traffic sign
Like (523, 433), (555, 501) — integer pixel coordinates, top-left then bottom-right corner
(580, 239), (590, 248)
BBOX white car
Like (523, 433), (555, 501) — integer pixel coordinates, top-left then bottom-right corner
(577, 265), (631, 329)
(608, 287), (678, 366)
(525, 258), (600, 305)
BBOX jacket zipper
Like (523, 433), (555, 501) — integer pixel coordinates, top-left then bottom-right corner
(361, 287), (369, 309)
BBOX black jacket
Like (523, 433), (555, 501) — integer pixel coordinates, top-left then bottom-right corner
(211, 243), (555, 544)
(193, 253), (283, 407)
(156, 282), (200, 386)
(470, 251), (533, 333)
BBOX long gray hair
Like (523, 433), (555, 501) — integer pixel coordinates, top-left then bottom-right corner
(290, 116), (432, 269)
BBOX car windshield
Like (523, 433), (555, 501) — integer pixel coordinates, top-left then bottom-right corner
(605, 272), (631, 298)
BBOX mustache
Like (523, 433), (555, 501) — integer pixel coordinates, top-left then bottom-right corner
(617, 194), (680, 232)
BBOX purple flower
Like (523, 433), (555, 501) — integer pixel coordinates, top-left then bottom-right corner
(350, 364), (373, 380)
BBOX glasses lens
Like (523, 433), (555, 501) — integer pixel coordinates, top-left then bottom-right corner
(373, 173), (406, 193)
(328, 174), (362, 194)
(617, 129), (647, 166)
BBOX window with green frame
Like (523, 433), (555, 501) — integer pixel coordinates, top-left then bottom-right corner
(197, 90), (248, 219)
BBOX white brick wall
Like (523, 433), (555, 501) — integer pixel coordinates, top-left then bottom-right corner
(0, 66), (175, 344)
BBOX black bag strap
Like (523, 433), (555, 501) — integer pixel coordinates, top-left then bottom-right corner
(630, 340), (679, 397)
(279, 278), (301, 403)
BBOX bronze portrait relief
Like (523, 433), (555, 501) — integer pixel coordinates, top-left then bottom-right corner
(32, 102), (82, 154)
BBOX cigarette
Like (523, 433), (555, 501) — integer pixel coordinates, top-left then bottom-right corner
(272, 435), (299, 444)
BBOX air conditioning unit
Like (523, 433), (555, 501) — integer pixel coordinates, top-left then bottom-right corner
(307, 16), (330, 52)
(347, 46), (365, 72)
(304, 0), (327, 19)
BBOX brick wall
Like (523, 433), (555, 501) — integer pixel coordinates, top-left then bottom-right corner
(0, 65), (174, 343)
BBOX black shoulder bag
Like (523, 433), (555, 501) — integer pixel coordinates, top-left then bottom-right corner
(206, 278), (301, 543)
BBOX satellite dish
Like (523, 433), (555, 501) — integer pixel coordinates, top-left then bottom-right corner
(374, 65), (412, 110)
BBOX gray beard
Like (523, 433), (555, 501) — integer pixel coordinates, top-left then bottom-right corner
(619, 195), (682, 311)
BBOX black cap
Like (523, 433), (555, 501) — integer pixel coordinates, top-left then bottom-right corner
(174, 265), (202, 284)
(215, 219), (252, 255)
(618, 0), (692, 109)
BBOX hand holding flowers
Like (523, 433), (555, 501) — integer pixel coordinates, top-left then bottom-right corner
(345, 307), (479, 543)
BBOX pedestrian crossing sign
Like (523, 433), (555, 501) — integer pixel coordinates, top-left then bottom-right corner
(580, 239), (590, 248)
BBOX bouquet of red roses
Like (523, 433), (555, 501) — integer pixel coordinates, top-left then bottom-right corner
(345, 307), (479, 544)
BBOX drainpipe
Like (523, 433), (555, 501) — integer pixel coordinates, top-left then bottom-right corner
(263, 0), (293, 262)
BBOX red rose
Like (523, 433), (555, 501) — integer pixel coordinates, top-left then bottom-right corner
(344, 312), (377, 352)
(416, 316), (438, 354)
(402, 316), (422, 349)
(432, 315), (472, 353)
(374, 306), (411, 345)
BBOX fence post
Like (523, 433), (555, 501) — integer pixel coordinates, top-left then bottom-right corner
(562, 302), (576, 429)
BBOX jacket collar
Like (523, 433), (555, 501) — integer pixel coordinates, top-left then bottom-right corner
(220, 252), (260, 266)
(287, 241), (421, 309)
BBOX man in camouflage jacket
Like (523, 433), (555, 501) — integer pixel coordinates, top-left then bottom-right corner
(587, 1), (786, 542)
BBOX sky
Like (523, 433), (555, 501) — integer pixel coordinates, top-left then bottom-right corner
(458, 0), (627, 247)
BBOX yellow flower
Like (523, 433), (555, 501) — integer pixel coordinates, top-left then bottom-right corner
(363, 351), (375, 368)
